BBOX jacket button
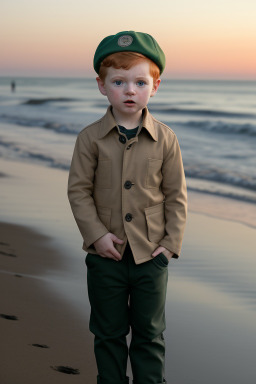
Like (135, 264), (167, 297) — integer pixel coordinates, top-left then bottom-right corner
(125, 213), (133, 222)
(124, 180), (132, 189)
(119, 135), (126, 144)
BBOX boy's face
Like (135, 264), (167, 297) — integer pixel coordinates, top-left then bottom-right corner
(96, 61), (160, 122)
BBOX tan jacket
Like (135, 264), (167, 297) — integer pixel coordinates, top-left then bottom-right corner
(68, 106), (187, 264)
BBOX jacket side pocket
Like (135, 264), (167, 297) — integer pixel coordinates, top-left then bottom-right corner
(145, 203), (165, 243)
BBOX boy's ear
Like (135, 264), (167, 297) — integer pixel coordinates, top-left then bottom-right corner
(150, 79), (161, 97)
(96, 77), (107, 96)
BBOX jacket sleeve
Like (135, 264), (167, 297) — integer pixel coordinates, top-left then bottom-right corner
(159, 133), (187, 258)
(67, 132), (109, 248)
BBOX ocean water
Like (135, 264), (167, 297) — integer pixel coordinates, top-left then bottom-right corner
(0, 77), (256, 225)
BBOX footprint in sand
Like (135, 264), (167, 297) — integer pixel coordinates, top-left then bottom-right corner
(30, 343), (49, 349)
(0, 241), (16, 257)
(51, 366), (80, 375)
(0, 314), (18, 320)
(0, 250), (16, 257)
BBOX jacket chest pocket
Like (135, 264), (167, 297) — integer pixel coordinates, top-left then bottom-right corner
(145, 158), (163, 189)
(145, 203), (165, 243)
(94, 159), (112, 189)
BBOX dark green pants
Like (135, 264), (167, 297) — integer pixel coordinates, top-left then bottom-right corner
(86, 243), (168, 384)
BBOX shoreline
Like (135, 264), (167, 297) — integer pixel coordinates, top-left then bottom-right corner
(1, 156), (255, 231)
(188, 189), (256, 229)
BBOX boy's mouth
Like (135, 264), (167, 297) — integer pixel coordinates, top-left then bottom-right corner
(124, 100), (135, 104)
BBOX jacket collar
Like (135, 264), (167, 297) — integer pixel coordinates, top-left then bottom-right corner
(98, 106), (158, 142)
(141, 106), (158, 141)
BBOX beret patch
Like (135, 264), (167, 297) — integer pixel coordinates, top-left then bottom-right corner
(118, 35), (133, 47)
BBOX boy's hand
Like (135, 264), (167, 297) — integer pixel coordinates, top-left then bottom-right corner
(93, 233), (124, 261)
(152, 246), (174, 261)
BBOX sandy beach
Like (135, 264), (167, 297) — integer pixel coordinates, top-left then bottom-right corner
(1, 156), (256, 384)
(0, 158), (97, 383)
(0, 223), (97, 384)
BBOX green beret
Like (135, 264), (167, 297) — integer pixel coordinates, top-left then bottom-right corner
(93, 31), (166, 75)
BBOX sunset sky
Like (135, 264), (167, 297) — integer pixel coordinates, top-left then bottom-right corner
(1, 0), (256, 79)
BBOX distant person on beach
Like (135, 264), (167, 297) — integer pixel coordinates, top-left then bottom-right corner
(68, 31), (187, 384)
(11, 80), (16, 92)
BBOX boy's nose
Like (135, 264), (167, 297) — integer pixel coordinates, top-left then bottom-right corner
(125, 84), (136, 95)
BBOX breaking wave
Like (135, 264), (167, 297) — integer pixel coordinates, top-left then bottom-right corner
(22, 97), (79, 105)
(149, 106), (256, 119)
(178, 120), (256, 137)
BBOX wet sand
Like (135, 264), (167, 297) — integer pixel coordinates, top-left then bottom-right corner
(0, 158), (256, 384)
(0, 222), (97, 384)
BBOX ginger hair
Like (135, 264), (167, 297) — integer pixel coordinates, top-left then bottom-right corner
(98, 52), (160, 84)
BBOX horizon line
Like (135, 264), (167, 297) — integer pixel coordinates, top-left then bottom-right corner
(1, 74), (256, 82)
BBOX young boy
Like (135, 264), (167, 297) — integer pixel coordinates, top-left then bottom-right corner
(68, 31), (187, 384)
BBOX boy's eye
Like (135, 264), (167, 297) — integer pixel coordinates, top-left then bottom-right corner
(114, 80), (123, 86)
(137, 81), (145, 87)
